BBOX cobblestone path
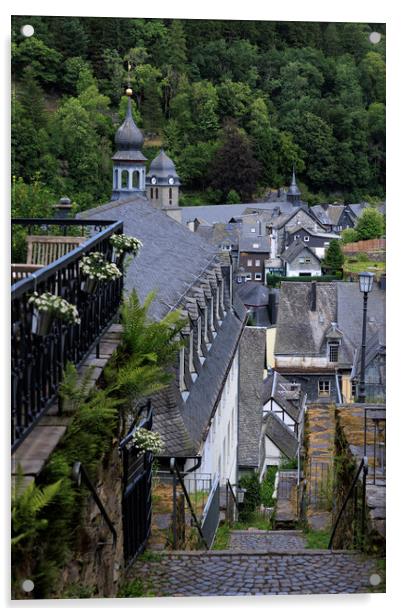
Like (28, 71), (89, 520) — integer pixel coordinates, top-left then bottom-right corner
(129, 550), (378, 596)
(229, 530), (307, 552)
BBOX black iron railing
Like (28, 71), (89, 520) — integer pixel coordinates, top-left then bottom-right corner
(226, 479), (239, 524)
(364, 406), (386, 485)
(120, 400), (153, 566)
(328, 456), (368, 550)
(72, 461), (117, 548)
(11, 218), (124, 451)
(200, 475), (220, 548)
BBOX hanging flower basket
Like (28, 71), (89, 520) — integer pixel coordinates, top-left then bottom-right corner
(126, 428), (164, 456)
(109, 234), (143, 262)
(28, 292), (80, 336)
(79, 252), (122, 292)
(80, 276), (98, 294)
(31, 308), (54, 336)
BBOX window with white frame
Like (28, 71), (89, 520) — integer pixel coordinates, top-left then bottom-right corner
(255, 259), (261, 266)
(255, 273), (262, 280)
(245, 273), (252, 280)
(253, 243), (259, 248)
(251, 227), (256, 233)
(328, 341), (339, 363)
(304, 236), (310, 242)
(299, 257), (305, 264)
(305, 258), (311, 263)
(247, 259), (252, 266)
(318, 379), (331, 397)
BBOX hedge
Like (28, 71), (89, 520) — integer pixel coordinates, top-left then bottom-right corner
(266, 273), (343, 287)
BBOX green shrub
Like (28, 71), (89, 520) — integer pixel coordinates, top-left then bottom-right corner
(356, 251), (369, 262)
(261, 466), (277, 507)
(266, 273), (342, 287)
(238, 472), (261, 522)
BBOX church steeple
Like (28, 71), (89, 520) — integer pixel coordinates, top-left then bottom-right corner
(111, 85), (147, 201)
(286, 165), (301, 206)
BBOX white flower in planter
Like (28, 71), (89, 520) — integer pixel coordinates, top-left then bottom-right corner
(28, 292), (81, 325)
(127, 428), (164, 455)
(110, 234), (143, 258)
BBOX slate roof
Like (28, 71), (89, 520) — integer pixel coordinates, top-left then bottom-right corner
(281, 240), (321, 264)
(310, 205), (333, 226)
(264, 412), (299, 459)
(237, 282), (269, 307)
(238, 235), (270, 253)
(238, 327), (267, 468)
(262, 370), (305, 423)
(286, 225), (340, 240)
(195, 222), (240, 250)
(79, 196), (218, 320)
(275, 282), (337, 356)
(275, 281), (385, 367)
(180, 201), (297, 225)
(79, 196), (247, 456)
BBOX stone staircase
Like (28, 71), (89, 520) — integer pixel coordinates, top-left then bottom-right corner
(128, 528), (381, 596)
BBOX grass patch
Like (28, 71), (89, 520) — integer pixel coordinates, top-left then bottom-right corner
(344, 257), (385, 275)
(137, 550), (163, 563)
(233, 510), (272, 531)
(118, 579), (155, 598)
(303, 528), (331, 549)
(212, 523), (231, 550)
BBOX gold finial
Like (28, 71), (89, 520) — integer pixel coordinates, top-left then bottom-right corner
(126, 87), (133, 97)
(126, 61), (132, 97)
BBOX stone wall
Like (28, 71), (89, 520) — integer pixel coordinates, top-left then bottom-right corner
(57, 446), (125, 598)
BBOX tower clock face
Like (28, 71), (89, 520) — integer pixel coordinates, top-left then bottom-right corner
(168, 177), (174, 185)
(151, 176), (157, 185)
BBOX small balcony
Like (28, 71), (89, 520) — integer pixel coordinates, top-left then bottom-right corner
(11, 217), (124, 451)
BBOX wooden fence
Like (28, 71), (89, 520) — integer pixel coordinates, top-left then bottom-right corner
(343, 239), (385, 254)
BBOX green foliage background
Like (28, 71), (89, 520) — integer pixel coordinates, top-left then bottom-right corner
(11, 17), (385, 214)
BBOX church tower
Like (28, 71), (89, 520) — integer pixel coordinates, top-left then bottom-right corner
(111, 88), (147, 201)
(286, 166), (301, 207)
(146, 149), (182, 222)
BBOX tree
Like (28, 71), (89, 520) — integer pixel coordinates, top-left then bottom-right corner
(12, 37), (62, 84)
(341, 228), (359, 244)
(209, 121), (262, 202)
(355, 208), (385, 240)
(322, 239), (345, 272)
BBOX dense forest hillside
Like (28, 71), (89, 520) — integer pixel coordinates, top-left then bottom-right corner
(11, 16), (386, 213)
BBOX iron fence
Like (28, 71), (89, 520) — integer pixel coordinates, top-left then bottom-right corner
(364, 406), (386, 485)
(200, 476), (220, 548)
(11, 218), (124, 451)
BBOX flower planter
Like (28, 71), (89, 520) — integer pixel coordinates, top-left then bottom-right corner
(81, 277), (98, 294)
(111, 248), (126, 264)
(31, 309), (54, 336)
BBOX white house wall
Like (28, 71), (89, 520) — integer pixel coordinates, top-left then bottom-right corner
(263, 400), (296, 430)
(184, 348), (239, 487)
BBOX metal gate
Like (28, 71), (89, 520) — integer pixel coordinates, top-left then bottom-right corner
(120, 401), (153, 566)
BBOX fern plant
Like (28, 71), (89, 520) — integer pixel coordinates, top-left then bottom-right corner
(12, 468), (62, 547)
(105, 290), (187, 421)
(58, 362), (96, 415)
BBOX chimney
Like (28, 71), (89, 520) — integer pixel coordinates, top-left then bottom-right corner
(52, 196), (72, 219)
(311, 281), (317, 311)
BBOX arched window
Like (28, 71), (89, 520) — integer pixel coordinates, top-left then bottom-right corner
(169, 187), (172, 204)
(155, 188), (159, 199)
(114, 169), (118, 189)
(132, 170), (140, 189)
(150, 187), (154, 199)
(121, 170), (129, 189)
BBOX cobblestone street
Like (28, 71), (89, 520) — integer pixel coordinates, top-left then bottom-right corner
(129, 549), (379, 596)
(229, 530), (307, 552)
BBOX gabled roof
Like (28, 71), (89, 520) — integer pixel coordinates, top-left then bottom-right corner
(286, 225), (340, 240)
(281, 240), (321, 264)
(274, 281), (385, 365)
(238, 235), (270, 253)
(79, 196), (218, 321)
(180, 201), (297, 225)
(264, 412), (299, 459)
(262, 370), (305, 422)
(237, 281), (269, 307)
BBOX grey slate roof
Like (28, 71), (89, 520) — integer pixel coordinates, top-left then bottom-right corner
(264, 412), (299, 459)
(238, 235), (270, 253)
(79, 196), (218, 320)
(180, 201), (297, 225)
(195, 222), (240, 250)
(237, 282), (269, 307)
(286, 225), (340, 240)
(262, 371), (304, 423)
(238, 327), (267, 468)
(281, 240), (321, 264)
(275, 282), (337, 356)
(147, 149), (180, 185)
(114, 97), (144, 153)
(275, 281), (385, 366)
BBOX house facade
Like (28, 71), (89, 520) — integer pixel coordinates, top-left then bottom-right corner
(274, 280), (385, 404)
(281, 241), (322, 277)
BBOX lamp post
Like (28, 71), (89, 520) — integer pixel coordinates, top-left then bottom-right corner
(357, 272), (374, 403)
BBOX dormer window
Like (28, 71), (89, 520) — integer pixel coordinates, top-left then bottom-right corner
(188, 330), (197, 381)
(179, 347), (186, 392)
(251, 227), (256, 233)
(328, 341), (339, 363)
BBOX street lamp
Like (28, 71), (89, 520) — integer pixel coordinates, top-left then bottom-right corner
(357, 272), (374, 403)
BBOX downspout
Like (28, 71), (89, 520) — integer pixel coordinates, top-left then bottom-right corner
(335, 369), (343, 404)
